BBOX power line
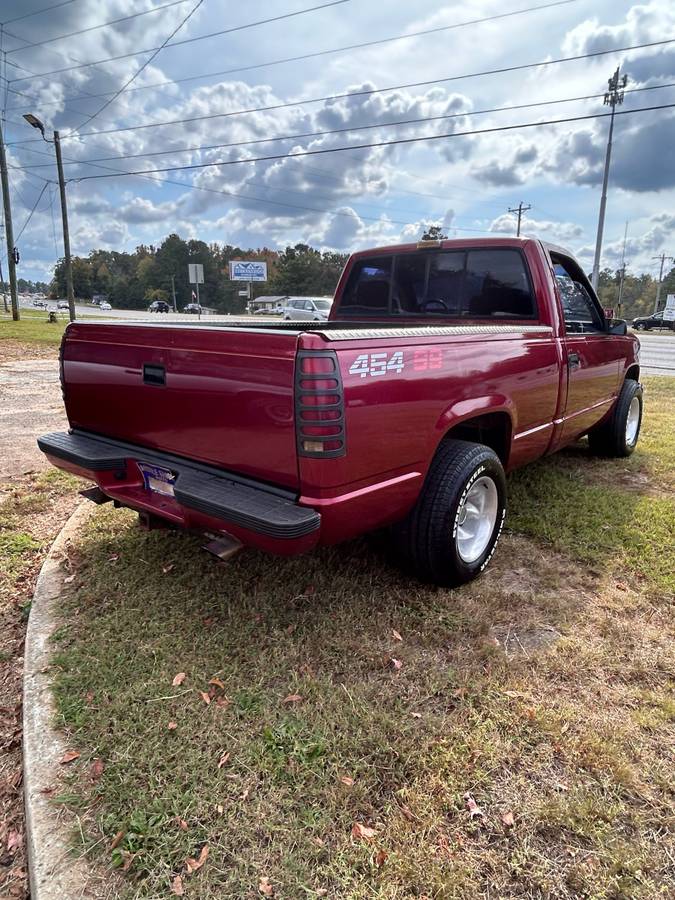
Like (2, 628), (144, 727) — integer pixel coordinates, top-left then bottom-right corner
(5, 0), (191, 53)
(69, 103), (675, 183)
(9, 36), (673, 145)
(1, 0), (81, 28)
(7, 0), (577, 86)
(73, 0), (205, 132)
(13, 82), (675, 170)
(15, 181), (50, 241)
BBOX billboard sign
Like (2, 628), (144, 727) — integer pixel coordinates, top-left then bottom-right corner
(229, 260), (267, 282)
(664, 293), (675, 322)
(188, 263), (204, 284)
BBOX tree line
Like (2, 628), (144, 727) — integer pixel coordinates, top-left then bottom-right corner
(49, 235), (348, 312)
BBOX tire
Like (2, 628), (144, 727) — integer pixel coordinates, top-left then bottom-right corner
(392, 440), (506, 587)
(635, 323), (645, 331)
(588, 379), (643, 458)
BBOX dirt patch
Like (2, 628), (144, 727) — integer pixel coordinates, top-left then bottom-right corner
(0, 357), (66, 481)
(0, 341), (57, 363)
(491, 623), (563, 656)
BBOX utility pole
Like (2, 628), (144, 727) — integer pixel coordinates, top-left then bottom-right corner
(507, 201), (531, 237)
(616, 221), (628, 317)
(0, 257), (8, 313)
(23, 114), (76, 322)
(54, 131), (75, 322)
(0, 117), (19, 320)
(171, 274), (177, 311)
(591, 66), (627, 292)
(652, 253), (674, 314)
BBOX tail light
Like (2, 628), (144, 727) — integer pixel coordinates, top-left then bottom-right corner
(295, 350), (346, 458)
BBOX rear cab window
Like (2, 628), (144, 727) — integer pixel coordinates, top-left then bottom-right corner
(339, 248), (537, 320)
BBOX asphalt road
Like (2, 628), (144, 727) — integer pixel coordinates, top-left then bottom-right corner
(636, 332), (675, 376)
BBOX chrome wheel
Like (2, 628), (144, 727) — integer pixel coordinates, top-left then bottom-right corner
(456, 475), (499, 564)
(625, 395), (640, 445)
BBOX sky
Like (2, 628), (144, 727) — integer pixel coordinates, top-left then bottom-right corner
(2, 0), (675, 285)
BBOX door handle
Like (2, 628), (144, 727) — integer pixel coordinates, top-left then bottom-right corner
(568, 352), (581, 369)
(143, 363), (166, 386)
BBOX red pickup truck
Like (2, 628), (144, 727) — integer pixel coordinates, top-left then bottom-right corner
(39, 237), (641, 586)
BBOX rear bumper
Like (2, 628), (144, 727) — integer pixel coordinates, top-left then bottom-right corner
(38, 430), (321, 551)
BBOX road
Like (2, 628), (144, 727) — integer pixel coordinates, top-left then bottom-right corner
(636, 332), (675, 376)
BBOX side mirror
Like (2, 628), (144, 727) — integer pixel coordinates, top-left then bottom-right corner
(608, 319), (627, 335)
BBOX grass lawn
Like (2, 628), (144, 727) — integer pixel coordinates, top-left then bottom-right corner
(45, 377), (675, 899)
(0, 311), (68, 346)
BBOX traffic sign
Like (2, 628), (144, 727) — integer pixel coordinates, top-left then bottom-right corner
(664, 294), (675, 322)
(188, 263), (204, 284)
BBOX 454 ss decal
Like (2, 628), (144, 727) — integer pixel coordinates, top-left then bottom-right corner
(348, 351), (404, 378)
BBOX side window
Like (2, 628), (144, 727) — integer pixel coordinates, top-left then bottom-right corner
(464, 249), (535, 317)
(340, 258), (392, 315)
(552, 258), (604, 333)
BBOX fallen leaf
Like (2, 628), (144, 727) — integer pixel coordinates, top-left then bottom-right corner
(282, 693), (303, 704)
(170, 874), (185, 896)
(168, 721), (178, 731)
(110, 830), (125, 850)
(464, 792), (484, 819)
(90, 758), (105, 782)
(392, 629), (403, 641)
(217, 804), (224, 814)
(311, 836), (325, 847)
(259, 875), (274, 896)
(374, 849), (388, 867)
(217, 752), (230, 769)
(108, 554), (119, 562)
(352, 822), (377, 842)
(411, 712), (422, 719)
(39, 786), (54, 795)
(199, 691), (211, 705)
(501, 810), (515, 828)
(63, 573), (76, 584)
(203, 617), (215, 627)
(172, 672), (186, 687)
(60, 750), (80, 765)
(215, 695), (231, 708)
(400, 804), (418, 823)
(85, 690), (95, 703)
(185, 845), (209, 874)
(208, 678), (225, 690)
(339, 775), (355, 787)
(178, 819), (188, 831)
(390, 658), (403, 671)
(7, 831), (21, 854)
(162, 563), (174, 574)
(121, 851), (137, 872)
(241, 787), (250, 801)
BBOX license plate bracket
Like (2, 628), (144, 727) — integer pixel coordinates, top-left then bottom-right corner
(138, 462), (176, 497)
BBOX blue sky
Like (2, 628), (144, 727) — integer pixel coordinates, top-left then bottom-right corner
(2, 0), (675, 284)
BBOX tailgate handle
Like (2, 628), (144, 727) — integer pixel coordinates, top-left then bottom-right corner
(143, 364), (166, 386)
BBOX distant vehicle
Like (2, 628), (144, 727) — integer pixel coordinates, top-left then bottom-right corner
(184, 303), (202, 314)
(32, 299), (48, 309)
(57, 300), (69, 310)
(148, 300), (171, 313)
(100, 301), (112, 310)
(283, 297), (333, 321)
(632, 311), (675, 331)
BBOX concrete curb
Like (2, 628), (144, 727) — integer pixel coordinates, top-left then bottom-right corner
(23, 501), (97, 900)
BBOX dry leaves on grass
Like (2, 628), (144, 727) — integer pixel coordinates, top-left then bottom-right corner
(59, 750), (80, 764)
(199, 691), (211, 705)
(282, 693), (303, 704)
(110, 830), (125, 850)
(90, 758), (104, 782)
(168, 721), (178, 731)
(392, 629), (403, 641)
(170, 874), (184, 895)
(217, 752), (230, 769)
(208, 677), (225, 690)
(390, 658), (403, 671)
(185, 845), (209, 874)
(352, 822), (377, 841)
(172, 672), (186, 687)
(374, 849), (388, 867)
(259, 875), (274, 896)
(502, 810), (515, 827)
(464, 792), (485, 819)
(339, 775), (355, 787)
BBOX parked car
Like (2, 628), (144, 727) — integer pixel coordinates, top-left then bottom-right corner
(57, 300), (69, 310)
(184, 303), (202, 314)
(39, 237), (640, 587)
(32, 299), (48, 309)
(283, 297), (333, 321)
(100, 301), (112, 311)
(631, 311), (675, 331)
(148, 300), (171, 313)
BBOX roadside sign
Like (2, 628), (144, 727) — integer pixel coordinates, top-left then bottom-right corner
(229, 260), (267, 282)
(188, 263), (204, 284)
(238, 290), (249, 297)
(665, 294), (675, 322)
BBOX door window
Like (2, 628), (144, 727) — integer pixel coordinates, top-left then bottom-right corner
(550, 255), (605, 333)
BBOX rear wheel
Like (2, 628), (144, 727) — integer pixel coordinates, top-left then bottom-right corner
(392, 440), (506, 586)
(588, 379), (643, 457)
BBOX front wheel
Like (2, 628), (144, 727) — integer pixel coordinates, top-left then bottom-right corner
(588, 379), (643, 457)
(392, 440), (506, 586)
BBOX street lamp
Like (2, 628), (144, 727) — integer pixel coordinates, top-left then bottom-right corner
(23, 113), (76, 322)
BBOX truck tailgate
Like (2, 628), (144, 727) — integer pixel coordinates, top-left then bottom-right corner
(62, 322), (300, 489)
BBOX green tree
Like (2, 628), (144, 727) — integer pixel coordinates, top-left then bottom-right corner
(420, 224), (447, 241)
(269, 244), (346, 296)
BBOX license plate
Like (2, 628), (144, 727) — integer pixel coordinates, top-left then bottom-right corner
(138, 462), (175, 496)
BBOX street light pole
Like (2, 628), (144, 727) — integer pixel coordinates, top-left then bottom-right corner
(591, 67), (627, 292)
(652, 253), (674, 315)
(23, 114), (76, 322)
(0, 116), (20, 320)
